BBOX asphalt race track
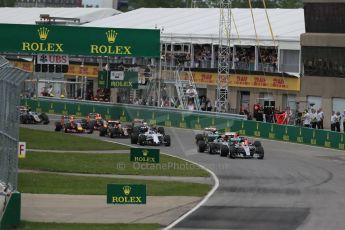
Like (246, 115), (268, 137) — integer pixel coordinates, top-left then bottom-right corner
(25, 121), (345, 230)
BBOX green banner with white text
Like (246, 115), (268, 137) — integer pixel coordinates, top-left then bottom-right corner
(0, 24), (160, 57)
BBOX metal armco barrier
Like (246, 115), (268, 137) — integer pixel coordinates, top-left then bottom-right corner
(21, 97), (345, 151)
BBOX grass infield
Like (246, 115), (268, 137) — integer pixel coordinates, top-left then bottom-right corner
(19, 221), (160, 230)
(19, 128), (129, 150)
(19, 172), (211, 196)
(19, 152), (209, 177)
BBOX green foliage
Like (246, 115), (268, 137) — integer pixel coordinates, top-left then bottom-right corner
(0, 0), (16, 7)
(126, 0), (303, 9)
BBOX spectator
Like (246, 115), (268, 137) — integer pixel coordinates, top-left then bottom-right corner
(310, 109), (318, 128)
(342, 110), (345, 132)
(200, 96), (206, 111)
(243, 109), (252, 120)
(316, 108), (324, 129)
(47, 85), (53, 96)
(302, 109), (311, 128)
(331, 111), (337, 131)
(335, 111), (341, 132)
(206, 99), (212, 111)
(186, 85), (197, 99)
(187, 100), (194, 111)
(256, 108), (264, 122)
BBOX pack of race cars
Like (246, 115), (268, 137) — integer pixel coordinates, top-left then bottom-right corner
(20, 107), (263, 156)
(54, 113), (171, 147)
(195, 127), (264, 159)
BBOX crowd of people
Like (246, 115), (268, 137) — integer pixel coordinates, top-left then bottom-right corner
(161, 44), (279, 73)
(251, 105), (345, 133)
(194, 45), (212, 68)
(330, 111), (345, 132)
(258, 48), (278, 72)
(298, 108), (325, 129)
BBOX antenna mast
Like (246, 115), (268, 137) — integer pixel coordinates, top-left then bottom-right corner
(216, 0), (232, 112)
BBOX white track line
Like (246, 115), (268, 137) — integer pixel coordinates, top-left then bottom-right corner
(162, 159), (219, 230)
(102, 139), (220, 230)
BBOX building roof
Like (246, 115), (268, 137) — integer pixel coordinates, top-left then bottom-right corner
(0, 7), (120, 25)
(84, 8), (305, 47)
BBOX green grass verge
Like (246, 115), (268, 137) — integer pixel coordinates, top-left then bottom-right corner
(19, 172), (211, 196)
(19, 128), (129, 150)
(19, 221), (160, 230)
(19, 152), (209, 177)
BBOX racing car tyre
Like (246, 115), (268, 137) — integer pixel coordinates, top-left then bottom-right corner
(132, 127), (139, 135)
(197, 140), (206, 153)
(220, 145), (229, 157)
(55, 122), (62, 132)
(89, 121), (96, 130)
(209, 143), (216, 154)
(20, 116), (25, 124)
(39, 113), (49, 125)
(138, 135), (146, 146)
(195, 134), (203, 144)
(164, 135), (171, 146)
(253, 141), (262, 147)
(131, 133), (138, 144)
(87, 127), (94, 134)
(158, 127), (165, 135)
(229, 146), (236, 159)
(256, 146), (264, 159)
(99, 127), (106, 136)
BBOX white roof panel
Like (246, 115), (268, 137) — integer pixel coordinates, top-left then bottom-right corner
(0, 7), (120, 24)
(84, 8), (305, 46)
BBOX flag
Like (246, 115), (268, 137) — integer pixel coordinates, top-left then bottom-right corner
(275, 112), (286, 124)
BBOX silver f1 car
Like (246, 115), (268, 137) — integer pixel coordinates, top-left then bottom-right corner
(198, 133), (264, 159)
(228, 137), (264, 159)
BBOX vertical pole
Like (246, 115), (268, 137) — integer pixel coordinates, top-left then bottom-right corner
(158, 54), (162, 107)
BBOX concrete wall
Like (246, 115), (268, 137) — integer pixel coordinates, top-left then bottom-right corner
(301, 33), (345, 48)
(299, 76), (345, 129)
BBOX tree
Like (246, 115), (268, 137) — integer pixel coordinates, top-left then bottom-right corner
(0, 0), (16, 7)
(127, 0), (303, 10)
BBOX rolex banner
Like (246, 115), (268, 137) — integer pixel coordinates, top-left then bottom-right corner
(98, 71), (138, 89)
(130, 148), (160, 163)
(0, 24), (160, 57)
(107, 184), (146, 204)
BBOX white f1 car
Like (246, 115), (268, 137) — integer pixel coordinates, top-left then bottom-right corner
(130, 126), (171, 146)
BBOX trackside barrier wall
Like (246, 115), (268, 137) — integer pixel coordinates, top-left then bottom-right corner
(0, 192), (21, 230)
(21, 98), (345, 151)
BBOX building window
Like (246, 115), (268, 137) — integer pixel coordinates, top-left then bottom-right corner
(332, 98), (345, 114)
(279, 50), (300, 73)
(303, 47), (345, 77)
(307, 96), (322, 110)
(283, 94), (296, 111)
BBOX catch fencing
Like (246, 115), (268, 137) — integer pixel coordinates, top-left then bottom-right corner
(0, 56), (30, 223)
